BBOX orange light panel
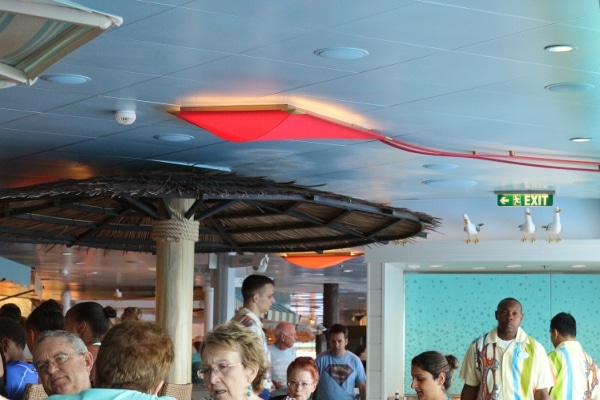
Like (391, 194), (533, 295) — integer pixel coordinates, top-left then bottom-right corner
(282, 250), (364, 269)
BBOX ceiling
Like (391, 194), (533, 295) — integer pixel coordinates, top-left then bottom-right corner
(1, 0), (600, 322)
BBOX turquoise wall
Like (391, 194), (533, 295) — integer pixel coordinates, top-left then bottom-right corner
(404, 274), (600, 395)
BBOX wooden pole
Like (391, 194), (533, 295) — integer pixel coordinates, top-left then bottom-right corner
(154, 198), (198, 383)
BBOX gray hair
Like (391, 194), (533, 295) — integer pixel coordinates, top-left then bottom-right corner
(36, 330), (88, 355)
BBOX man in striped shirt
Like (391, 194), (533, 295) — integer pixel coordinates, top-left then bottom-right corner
(548, 312), (600, 400)
(460, 297), (554, 400)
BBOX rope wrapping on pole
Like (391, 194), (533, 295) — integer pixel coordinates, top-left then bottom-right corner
(152, 211), (199, 242)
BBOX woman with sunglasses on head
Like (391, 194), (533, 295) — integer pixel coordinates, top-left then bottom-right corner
(200, 321), (268, 400)
(271, 357), (318, 400)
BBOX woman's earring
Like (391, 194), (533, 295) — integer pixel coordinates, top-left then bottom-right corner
(247, 385), (252, 397)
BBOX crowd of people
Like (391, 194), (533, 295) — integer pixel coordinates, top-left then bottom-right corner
(0, 302), (146, 400)
(0, 288), (597, 400)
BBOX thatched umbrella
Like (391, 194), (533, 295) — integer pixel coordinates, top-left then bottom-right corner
(0, 170), (439, 253)
(0, 170), (439, 383)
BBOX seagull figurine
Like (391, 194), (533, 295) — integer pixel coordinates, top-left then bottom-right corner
(542, 206), (562, 243)
(519, 208), (536, 243)
(463, 213), (483, 244)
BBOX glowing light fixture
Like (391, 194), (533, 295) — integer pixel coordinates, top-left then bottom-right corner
(544, 44), (575, 52)
(281, 250), (364, 269)
(174, 105), (376, 142)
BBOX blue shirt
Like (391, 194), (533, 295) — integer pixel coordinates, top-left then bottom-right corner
(5, 360), (37, 400)
(316, 350), (366, 400)
(47, 388), (176, 400)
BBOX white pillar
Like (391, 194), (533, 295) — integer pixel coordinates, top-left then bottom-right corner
(367, 261), (405, 400)
(213, 253), (236, 324)
(61, 290), (72, 313)
(153, 198), (199, 384)
(203, 283), (214, 335)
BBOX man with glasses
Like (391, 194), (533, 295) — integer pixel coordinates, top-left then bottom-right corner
(33, 330), (93, 396)
(269, 322), (297, 397)
(36, 321), (175, 400)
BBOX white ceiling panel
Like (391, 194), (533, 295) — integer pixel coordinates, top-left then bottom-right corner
(333, 2), (548, 49)
(428, 0), (599, 22)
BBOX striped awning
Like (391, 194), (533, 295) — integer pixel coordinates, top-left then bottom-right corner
(0, 0), (122, 88)
(265, 308), (301, 324)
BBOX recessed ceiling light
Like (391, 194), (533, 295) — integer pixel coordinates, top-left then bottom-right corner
(472, 267), (486, 270)
(74, 261), (86, 265)
(544, 44), (575, 53)
(505, 264), (521, 268)
(570, 264), (586, 268)
(342, 269), (353, 273)
(314, 47), (369, 60)
(40, 74), (91, 84)
(153, 134), (194, 142)
(422, 179), (478, 187)
(570, 137), (592, 142)
(422, 163), (459, 170)
(544, 83), (594, 92)
(429, 264), (443, 268)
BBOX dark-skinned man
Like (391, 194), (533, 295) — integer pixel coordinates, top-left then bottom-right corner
(459, 298), (554, 400)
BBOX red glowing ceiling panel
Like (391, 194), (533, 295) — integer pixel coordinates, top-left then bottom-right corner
(175, 105), (376, 142)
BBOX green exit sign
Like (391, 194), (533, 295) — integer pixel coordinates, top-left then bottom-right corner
(497, 193), (553, 207)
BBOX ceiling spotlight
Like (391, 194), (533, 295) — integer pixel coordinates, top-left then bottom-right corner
(570, 137), (591, 142)
(40, 74), (91, 84)
(544, 83), (594, 92)
(115, 110), (136, 125)
(544, 44), (575, 53)
(314, 47), (369, 60)
(153, 134), (194, 142)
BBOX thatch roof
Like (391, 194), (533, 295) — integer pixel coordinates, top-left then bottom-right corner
(0, 171), (440, 253)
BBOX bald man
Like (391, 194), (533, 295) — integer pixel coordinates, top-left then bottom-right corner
(268, 321), (297, 396)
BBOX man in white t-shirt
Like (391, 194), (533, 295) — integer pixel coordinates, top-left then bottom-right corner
(231, 274), (276, 400)
(269, 322), (297, 397)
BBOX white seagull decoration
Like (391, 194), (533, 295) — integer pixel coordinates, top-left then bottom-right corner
(519, 208), (536, 243)
(463, 213), (483, 244)
(542, 206), (562, 243)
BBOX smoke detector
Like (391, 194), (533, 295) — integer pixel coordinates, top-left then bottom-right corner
(115, 110), (136, 125)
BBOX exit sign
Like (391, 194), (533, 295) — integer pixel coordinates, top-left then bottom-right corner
(497, 193), (553, 207)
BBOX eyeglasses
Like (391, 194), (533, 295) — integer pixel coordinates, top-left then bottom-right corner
(288, 380), (314, 389)
(35, 352), (82, 373)
(199, 362), (242, 378)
